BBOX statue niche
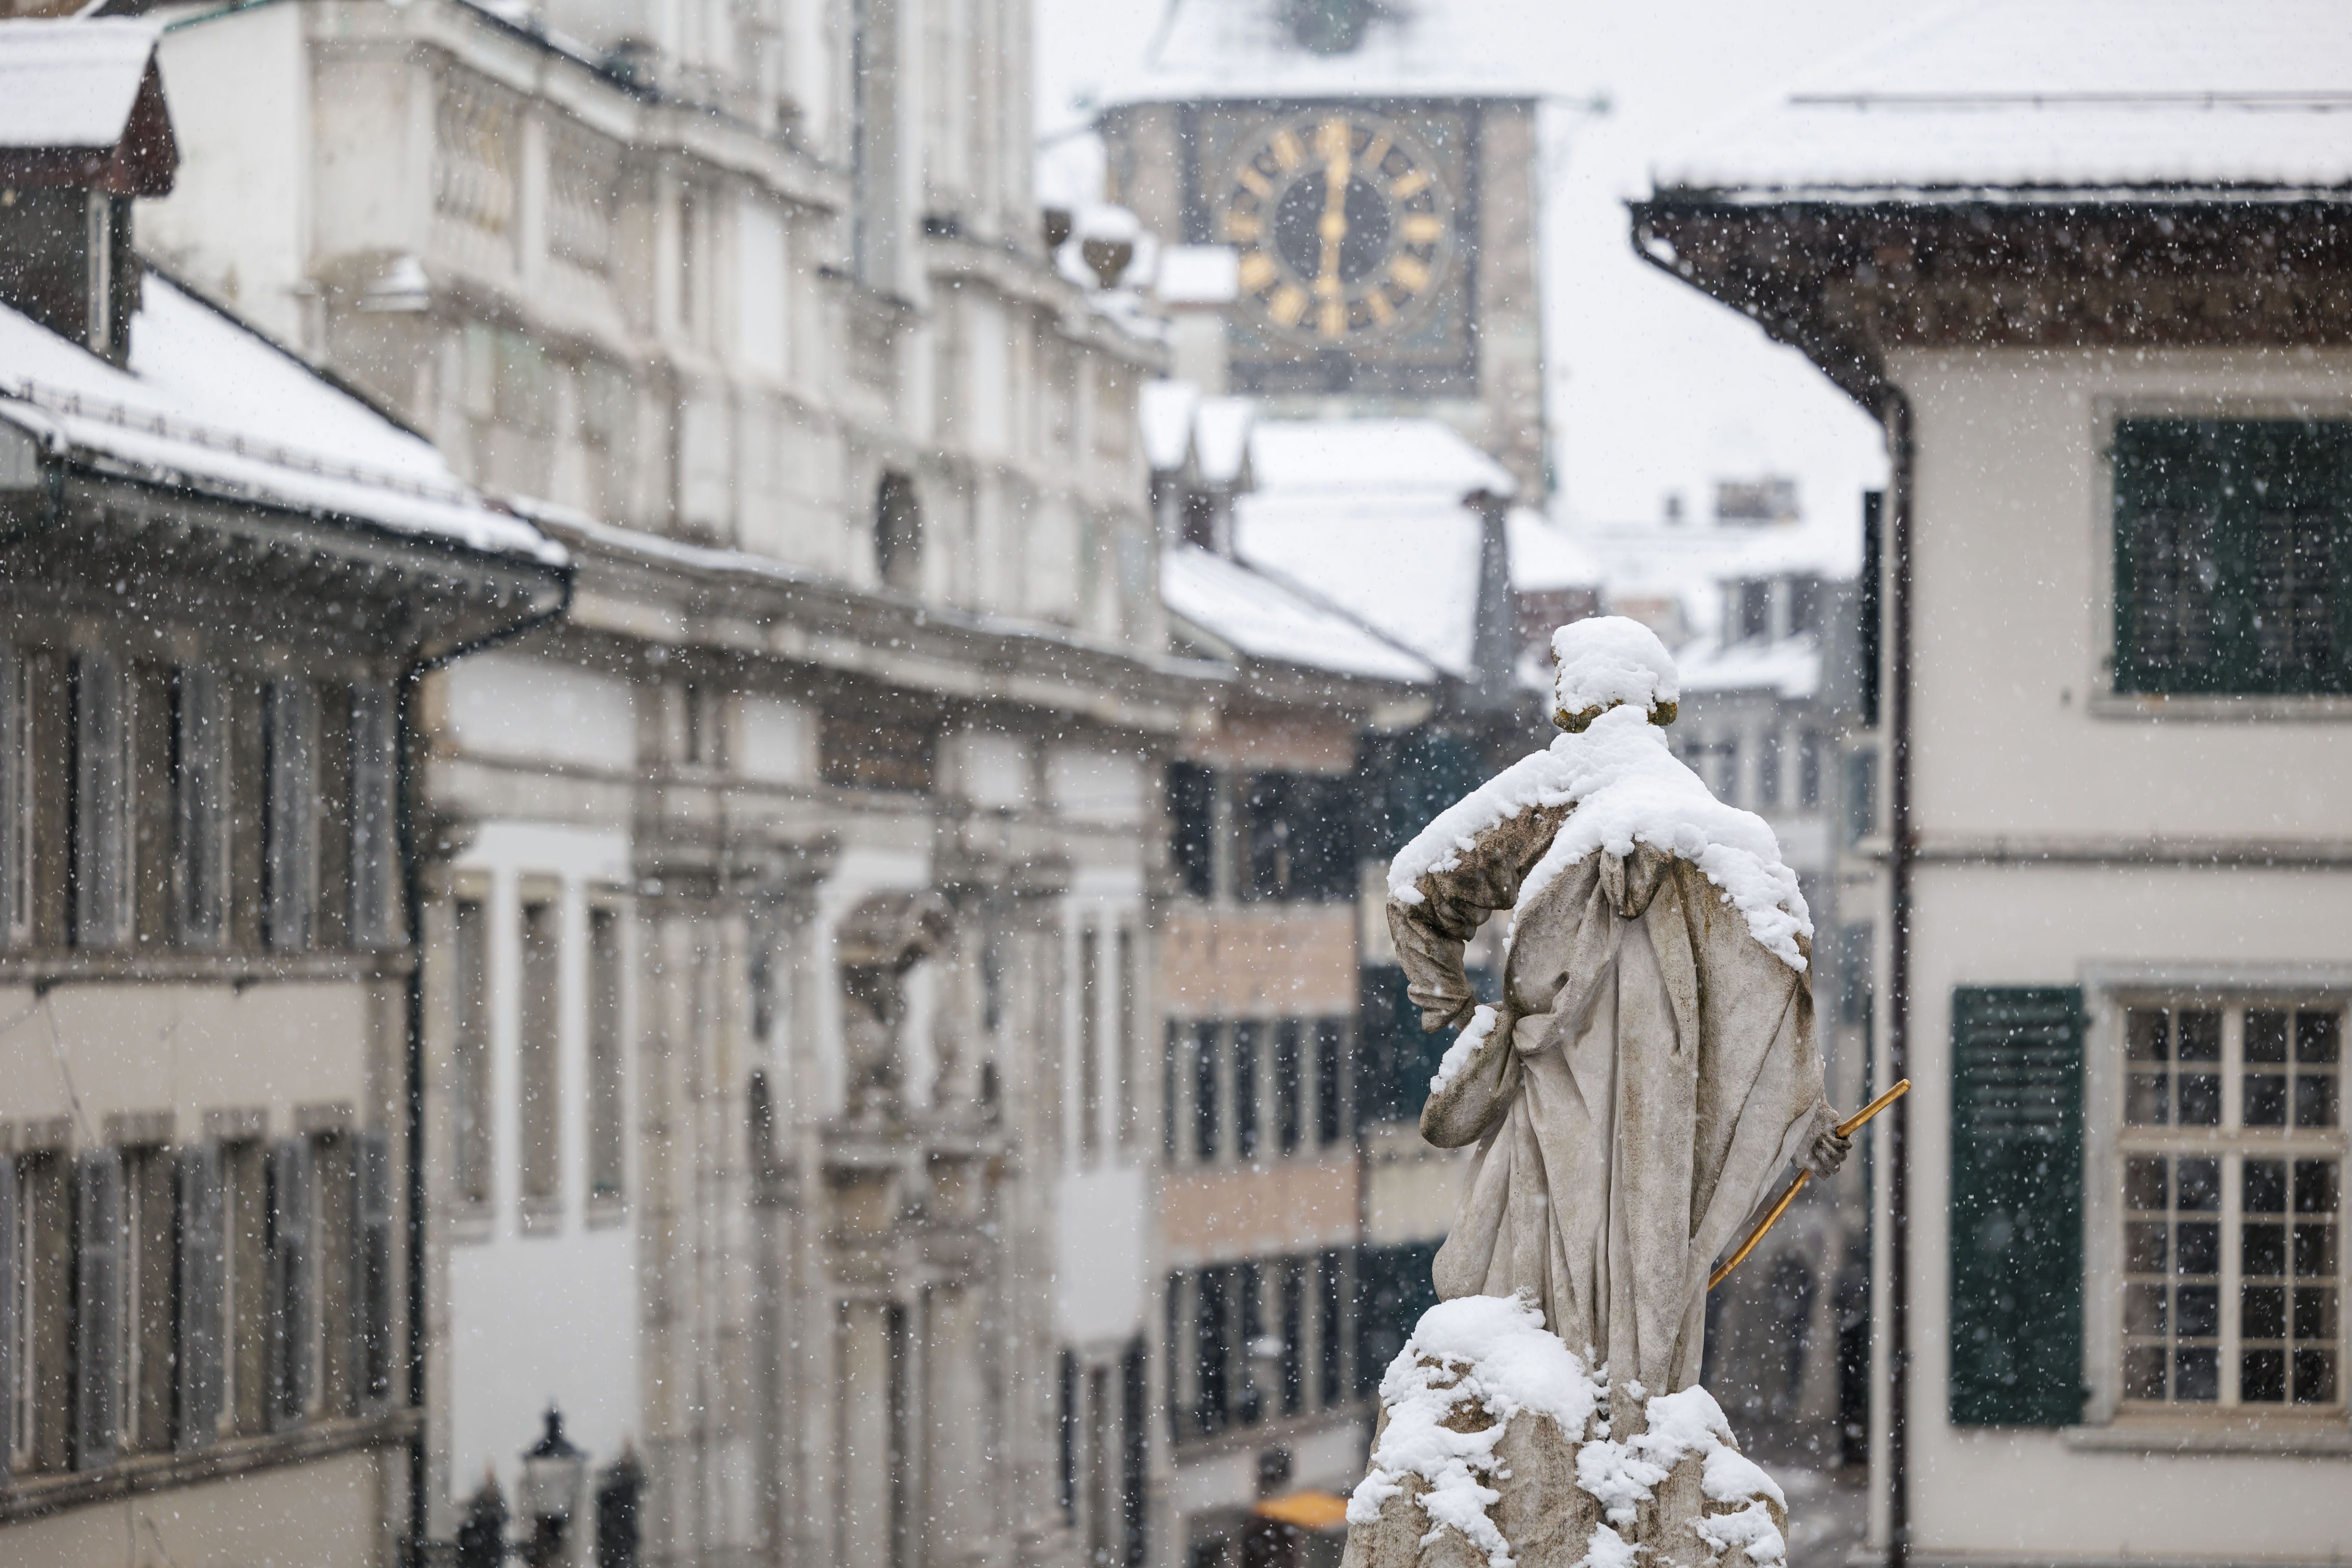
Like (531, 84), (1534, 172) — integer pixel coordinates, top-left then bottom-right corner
(836, 891), (953, 1119)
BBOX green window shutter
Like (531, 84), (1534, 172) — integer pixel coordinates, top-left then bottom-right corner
(1950, 986), (2085, 1426)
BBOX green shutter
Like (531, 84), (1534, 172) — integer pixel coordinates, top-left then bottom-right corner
(1950, 986), (2085, 1426)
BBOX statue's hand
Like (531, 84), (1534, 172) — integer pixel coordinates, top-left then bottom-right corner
(1419, 998), (1477, 1034)
(1804, 1128), (1853, 1178)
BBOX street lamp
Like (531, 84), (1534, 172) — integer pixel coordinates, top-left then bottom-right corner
(520, 1405), (587, 1567)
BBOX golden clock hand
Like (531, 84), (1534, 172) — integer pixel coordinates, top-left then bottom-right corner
(1317, 141), (1350, 297)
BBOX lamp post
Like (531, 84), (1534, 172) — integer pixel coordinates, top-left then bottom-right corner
(519, 1406), (587, 1568)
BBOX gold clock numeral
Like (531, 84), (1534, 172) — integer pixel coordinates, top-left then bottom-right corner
(1400, 214), (1446, 244)
(1360, 135), (1391, 176)
(1222, 209), (1262, 242)
(1270, 129), (1305, 170)
(1318, 298), (1347, 339)
(1235, 165), (1271, 198)
(1315, 118), (1351, 161)
(1267, 284), (1309, 327)
(1388, 254), (1430, 291)
(1365, 289), (1396, 326)
(1389, 168), (1433, 200)
(1236, 250), (1277, 291)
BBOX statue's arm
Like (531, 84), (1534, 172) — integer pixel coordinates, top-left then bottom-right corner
(1387, 802), (1571, 1032)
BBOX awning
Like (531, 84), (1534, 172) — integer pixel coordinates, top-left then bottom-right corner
(1253, 1491), (1351, 1533)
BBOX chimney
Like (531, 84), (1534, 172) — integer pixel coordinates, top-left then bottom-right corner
(0, 21), (179, 367)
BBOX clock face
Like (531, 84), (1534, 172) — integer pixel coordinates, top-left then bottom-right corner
(1216, 110), (1455, 346)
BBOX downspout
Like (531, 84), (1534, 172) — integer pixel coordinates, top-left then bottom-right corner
(1880, 387), (1915, 1568)
(396, 573), (573, 1563)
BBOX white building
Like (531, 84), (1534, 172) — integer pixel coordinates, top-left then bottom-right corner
(1643, 2), (2352, 1562)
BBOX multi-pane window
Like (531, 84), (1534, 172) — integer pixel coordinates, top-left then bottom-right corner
(1168, 1017), (1352, 1168)
(2121, 1001), (2344, 1410)
(0, 650), (30, 947)
(1079, 927), (1102, 1161)
(2113, 420), (2352, 696)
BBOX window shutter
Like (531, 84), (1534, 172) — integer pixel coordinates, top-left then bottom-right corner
(0, 1153), (15, 1485)
(267, 1137), (312, 1429)
(263, 680), (316, 952)
(0, 648), (30, 948)
(1950, 986), (2086, 1426)
(174, 667), (228, 949)
(174, 1143), (225, 1450)
(71, 652), (131, 949)
(355, 1132), (394, 1413)
(347, 686), (395, 948)
(72, 1150), (121, 1470)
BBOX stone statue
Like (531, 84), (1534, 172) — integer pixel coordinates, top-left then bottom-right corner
(1344, 618), (1850, 1568)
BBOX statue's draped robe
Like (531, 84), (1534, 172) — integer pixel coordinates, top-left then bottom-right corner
(1393, 810), (1833, 1397)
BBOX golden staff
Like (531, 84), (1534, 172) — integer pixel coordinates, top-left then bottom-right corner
(1708, 1079), (1911, 1292)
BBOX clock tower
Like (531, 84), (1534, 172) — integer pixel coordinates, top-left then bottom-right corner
(1096, 0), (1549, 496)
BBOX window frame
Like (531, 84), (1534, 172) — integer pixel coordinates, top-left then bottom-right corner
(2084, 973), (2352, 1429)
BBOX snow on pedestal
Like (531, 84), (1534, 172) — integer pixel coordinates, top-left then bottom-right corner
(1343, 1296), (1788, 1568)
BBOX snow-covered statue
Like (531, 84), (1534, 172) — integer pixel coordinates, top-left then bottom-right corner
(1342, 618), (1849, 1568)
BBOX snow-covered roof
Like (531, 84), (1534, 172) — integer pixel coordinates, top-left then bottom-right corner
(1157, 245), (1240, 306)
(1140, 380), (1201, 473)
(1657, 0), (2352, 200)
(1675, 633), (1823, 702)
(1509, 508), (1601, 592)
(1161, 543), (1433, 684)
(1101, 0), (1544, 107)
(1249, 418), (1514, 499)
(1237, 483), (1483, 678)
(0, 18), (159, 149)
(0, 274), (562, 565)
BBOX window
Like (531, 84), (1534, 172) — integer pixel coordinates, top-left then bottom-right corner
(820, 713), (936, 793)
(1314, 1019), (1348, 1146)
(6, 1149), (71, 1476)
(346, 686), (395, 947)
(174, 667), (229, 948)
(1757, 727), (1783, 810)
(1233, 1022), (1261, 1162)
(2114, 420), (2352, 696)
(72, 652), (131, 949)
(588, 905), (625, 1205)
(1797, 729), (1824, 811)
(1790, 576), (1822, 635)
(453, 897), (492, 1207)
(1274, 1021), (1303, 1155)
(262, 678), (316, 952)
(0, 649), (31, 947)
(1115, 930), (1136, 1151)
(1685, 738), (1738, 806)
(518, 898), (561, 1211)
(1738, 580), (1771, 640)
(119, 1145), (175, 1453)
(1167, 764), (1216, 899)
(1079, 926), (1102, 1162)
(1242, 774), (1358, 902)
(223, 1139), (267, 1436)
(1844, 749), (1877, 845)
(1192, 1023), (1219, 1163)
(875, 472), (923, 592)
(2121, 1001), (2343, 1410)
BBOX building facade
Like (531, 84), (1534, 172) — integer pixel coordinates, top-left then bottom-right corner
(138, 0), (1187, 1563)
(1643, 2), (2352, 1562)
(0, 22), (567, 1562)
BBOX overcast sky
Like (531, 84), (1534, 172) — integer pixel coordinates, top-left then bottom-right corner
(1032, 0), (1894, 531)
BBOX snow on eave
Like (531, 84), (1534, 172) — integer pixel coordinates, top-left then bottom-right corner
(0, 18), (159, 150)
(1160, 544), (1437, 687)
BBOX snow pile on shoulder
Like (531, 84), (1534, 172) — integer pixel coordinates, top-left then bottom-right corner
(1430, 1004), (1499, 1094)
(1387, 704), (1811, 971)
(1349, 1294), (1601, 1568)
(1575, 1384), (1788, 1568)
(1552, 616), (1678, 717)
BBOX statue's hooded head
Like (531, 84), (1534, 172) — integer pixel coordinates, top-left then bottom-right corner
(1550, 616), (1680, 732)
